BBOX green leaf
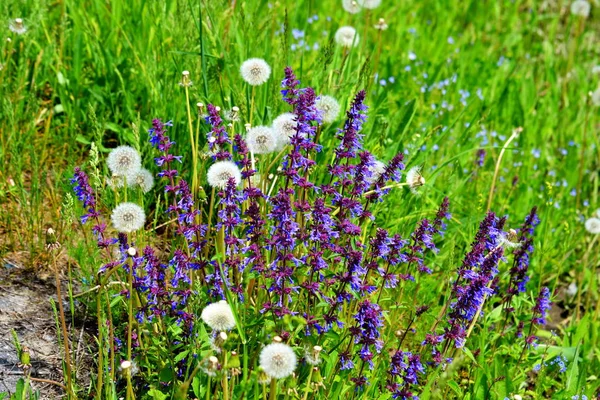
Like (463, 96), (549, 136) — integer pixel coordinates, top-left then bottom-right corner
(148, 388), (168, 400)
(174, 350), (189, 363)
(565, 340), (581, 394)
(159, 367), (174, 382)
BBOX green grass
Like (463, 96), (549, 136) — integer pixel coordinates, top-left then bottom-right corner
(1, 0), (599, 399)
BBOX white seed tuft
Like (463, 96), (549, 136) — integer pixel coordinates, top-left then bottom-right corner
(201, 300), (236, 331)
(246, 126), (277, 154)
(584, 217), (600, 234)
(406, 166), (425, 194)
(570, 0), (591, 18)
(342, 0), (362, 14)
(368, 161), (386, 184)
(592, 87), (600, 107)
(357, 0), (381, 9)
(206, 161), (242, 189)
(272, 113), (297, 149)
(315, 95), (341, 124)
(335, 26), (359, 48)
(111, 202), (146, 233)
(127, 168), (154, 193)
(259, 342), (297, 379)
(240, 58), (271, 86)
(9, 18), (27, 35)
(107, 146), (142, 177)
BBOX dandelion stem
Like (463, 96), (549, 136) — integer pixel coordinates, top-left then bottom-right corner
(184, 85), (198, 200)
(302, 367), (314, 400)
(486, 127), (521, 211)
(95, 288), (103, 400)
(126, 256), (134, 400)
(268, 378), (277, 400)
(52, 252), (74, 398)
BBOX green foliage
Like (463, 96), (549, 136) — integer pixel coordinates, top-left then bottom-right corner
(0, 0), (599, 399)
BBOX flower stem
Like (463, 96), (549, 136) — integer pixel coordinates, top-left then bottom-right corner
(269, 378), (277, 400)
(126, 257), (134, 400)
(487, 127), (521, 211)
(52, 253), (74, 397)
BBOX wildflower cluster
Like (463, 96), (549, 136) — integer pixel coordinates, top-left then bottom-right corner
(68, 67), (549, 399)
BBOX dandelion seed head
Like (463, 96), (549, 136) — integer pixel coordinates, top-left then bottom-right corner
(9, 18), (27, 35)
(591, 87), (600, 107)
(107, 146), (142, 177)
(335, 26), (359, 48)
(406, 166), (425, 194)
(316, 95), (341, 123)
(127, 168), (154, 193)
(240, 58), (271, 86)
(368, 160), (386, 183)
(201, 300), (236, 331)
(111, 202), (146, 233)
(272, 113), (297, 149)
(571, 0), (591, 17)
(342, 0), (362, 14)
(106, 174), (126, 189)
(246, 126), (277, 154)
(207, 161), (242, 189)
(224, 106), (240, 122)
(259, 342), (297, 379)
(584, 217), (600, 234)
(305, 345), (323, 366)
(358, 0), (381, 9)
(374, 18), (388, 30)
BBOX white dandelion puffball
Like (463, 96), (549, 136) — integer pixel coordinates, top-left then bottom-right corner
(240, 58), (271, 86)
(246, 126), (277, 154)
(107, 146), (142, 177)
(592, 87), (600, 107)
(259, 343), (297, 379)
(571, 0), (591, 17)
(9, 18), (27, 35)
(106, 175), (126, 189)
(357, 0), (382, 9)
(201, 300), (236, 331)
(111, 202), (146, 233)
(585, 217), (600, 234)
(406, 166), (425, 193)
(368, 160), (386, 183)
(127, 168), (154, 193)
(316, 95), (341, 124)
(207, 161), (242, 189)
(342, 0), (362, 14)
(335, 26), (359, 48)
(272, 113), (297, 149)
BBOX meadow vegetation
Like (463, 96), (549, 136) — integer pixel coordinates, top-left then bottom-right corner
(0, 0), (599, 399)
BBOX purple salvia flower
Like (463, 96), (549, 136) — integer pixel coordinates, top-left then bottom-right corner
(532, 286), (551, 325)
(475, 149), (485, 167)
(205, 104), (232, 161)
(387, 350), (426, 399)
(281, 66), (300, 105)
(504, 207), (540, 312)
(351, 300), (384, 371)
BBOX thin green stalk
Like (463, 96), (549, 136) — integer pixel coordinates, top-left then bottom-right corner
(126, 256), (134, 400)
(96, 289), (104, 400)
(269, 378), (277, 400)
(53, 252), (74, 398)
(302, 367), (314, 400)
(184, 84), (198, 200)
(486, 127), (521, 211)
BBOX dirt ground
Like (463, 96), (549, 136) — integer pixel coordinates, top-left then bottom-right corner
(0, 252), (91, 399)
